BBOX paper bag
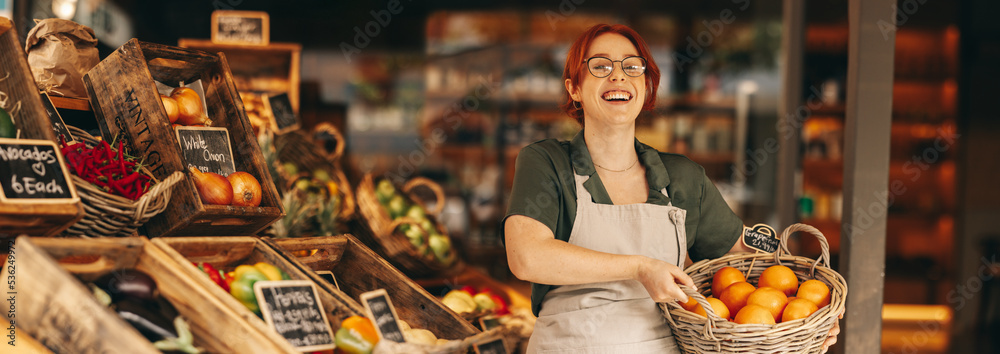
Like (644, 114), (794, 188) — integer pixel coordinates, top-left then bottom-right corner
(24, 18), (99, 98)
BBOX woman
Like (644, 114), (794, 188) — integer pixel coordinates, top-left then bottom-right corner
(503, 24), (840, 352)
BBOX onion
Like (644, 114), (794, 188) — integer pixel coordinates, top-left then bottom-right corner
(171, 87), (211, 126)
(189, 166), (233, 205)
(228, 171), (262, 207)
(160, 94), (179, 123)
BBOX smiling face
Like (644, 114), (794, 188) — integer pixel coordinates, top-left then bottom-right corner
(566, 33), (647, 127)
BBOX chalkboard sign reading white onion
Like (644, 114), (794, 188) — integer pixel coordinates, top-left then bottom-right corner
(254, 280), (336, 352)
(0, 138), (78, 203)
(175, 126), (236, 177)
(360, 289), (405, 343)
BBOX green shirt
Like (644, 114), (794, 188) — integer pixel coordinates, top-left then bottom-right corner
(502, 130), (743, 316)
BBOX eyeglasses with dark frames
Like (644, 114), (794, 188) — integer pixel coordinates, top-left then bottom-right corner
(583, 56), (647, 78)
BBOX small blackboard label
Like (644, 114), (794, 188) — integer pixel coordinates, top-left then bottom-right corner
(473, 336), (507, 354)
(315, 270), (340, 291)
(175, 126), (236, 176)
(742, 223), (780, 253)
(39, 92), (74, 143)
(211, 10), (269, 46)
(254, 280), (335, 352)
(265, 93), (299, 134)
(0, 138), (77, 203)
(360, 289), (405, 343)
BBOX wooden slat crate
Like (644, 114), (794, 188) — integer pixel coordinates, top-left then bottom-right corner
(151, 236), (366, 345)
(264, 234), (481, 340)
(0, 17), (83, 237)
(177, 39), (301, 113)
(10, 236), (298, 353)
(82, 38), (283, 237)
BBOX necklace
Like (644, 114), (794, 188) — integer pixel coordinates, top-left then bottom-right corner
(593, 158), (639, 172)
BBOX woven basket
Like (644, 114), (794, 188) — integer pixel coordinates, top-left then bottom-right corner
(62, 126), (184, 237)
(273, 125), (356, 221)
(660, 223), (848, 354)
(355, 173), (460, 278)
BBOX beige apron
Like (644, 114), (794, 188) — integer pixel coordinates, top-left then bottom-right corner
(526, 170), (687, 354)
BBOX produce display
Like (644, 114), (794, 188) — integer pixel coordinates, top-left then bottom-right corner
(441, 285), (509, 316)
(60, 136), (153, 200)
(374, 179), (454, 266)
(162, 87), (210, 127)
(193, 261), (290, 315)
(240, 92), (271, 135)
(680, 265), (832, 325)
(89, 269), (200, 353)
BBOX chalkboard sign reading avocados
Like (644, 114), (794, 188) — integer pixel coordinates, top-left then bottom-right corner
(211, 10), (269, 46)
(39, 92), (74, 143)
(360, 289), (405, 343)
(265, 93), (299, 134)
(175, 126), (236, 176)
(742, 223), (780, 253)
(0, 138), (77, 203)
(473, 336), (508, 354)
(254, 280), (336, 352)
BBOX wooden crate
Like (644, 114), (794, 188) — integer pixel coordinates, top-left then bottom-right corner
(11, 236), (298, 353)
(82, 39), (283, 237)
(151, 236), (366, 344)
(0, 18), (83, 237)
(177, 38), (301, 113)
(264, 234), (481, 340)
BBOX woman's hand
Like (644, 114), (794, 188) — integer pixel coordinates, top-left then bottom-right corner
(635, 257), (695, 303)
(821, 309), (845, 353)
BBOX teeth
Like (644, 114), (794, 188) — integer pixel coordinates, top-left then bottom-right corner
(602, 91), (631, 101)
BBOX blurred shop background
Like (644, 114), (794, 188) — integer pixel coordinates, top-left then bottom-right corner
(6, 0), (1000, 352)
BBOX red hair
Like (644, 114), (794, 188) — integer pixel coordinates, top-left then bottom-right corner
(561, 24), (660, 125)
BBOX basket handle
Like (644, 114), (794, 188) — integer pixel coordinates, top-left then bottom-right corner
(775, 223), (831, 277)
(334, 168), (356, 220)
(313, 122), (346, 162)
(677, 285), (723, 341)
(130, 171), (185, 221)
(402, 177), (445, 217)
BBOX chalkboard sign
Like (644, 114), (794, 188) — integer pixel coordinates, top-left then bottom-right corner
(742, 223), (780, 253)
(265, 93), (299, 134)
(360, 289), (405, 343)
(0, 138), (78, 203)
(254, 280), (335, 352)
(315, 270), (340, 291)
(473, 336), (507, 354)
(211, 10), (269, 46)
(174, 126), (236, 176)
(39, 92), (74, 143)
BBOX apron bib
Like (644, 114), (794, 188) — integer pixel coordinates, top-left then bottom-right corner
(527, 171), (688, 354)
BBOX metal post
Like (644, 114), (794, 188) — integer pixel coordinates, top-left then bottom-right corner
(838, 0), (895, 352)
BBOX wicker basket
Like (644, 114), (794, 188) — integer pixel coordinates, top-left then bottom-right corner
(62, 126), (184, 237)
(273, 125), (356, 221)
(660, 223), (848, 354)
(355, 173), (460, 278)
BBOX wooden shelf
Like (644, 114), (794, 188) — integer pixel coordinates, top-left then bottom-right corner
(47, 96), (91, 111)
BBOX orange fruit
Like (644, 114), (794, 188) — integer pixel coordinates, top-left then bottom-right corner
(734, 304), (776, 325)
(712, 266), (746, 297)
(758, 265), (799, 296)
(679, 295), (699, 311)
(746, 287), (788, 322)
(796, 279), (831, 308)
(781, 298), (819, 322)
(693, 297), (730, 320)
(719, 281), (756, 315)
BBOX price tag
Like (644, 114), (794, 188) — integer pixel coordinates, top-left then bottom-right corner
(359, 289), (405, 343)
(315, 270), (340, 291)
(174, 126), (236, 176)
(473, 336), (507, 354)
(264, 93), (299, 134)
(742, 223), (780, 253)
(254, 280), (336, 352)
(0, 138), (78, 203)
(39, 92), (74, 144)
(211, 10), (269, 46)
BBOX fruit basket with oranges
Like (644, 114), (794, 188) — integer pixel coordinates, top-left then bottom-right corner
(660, 223), (847, 353)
